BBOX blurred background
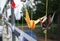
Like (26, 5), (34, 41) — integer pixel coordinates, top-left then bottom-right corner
(0, 0), (60, 41)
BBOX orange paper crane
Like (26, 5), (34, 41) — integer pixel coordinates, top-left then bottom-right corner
(25, 9), (35, 29)
(25, 9), (46, 29)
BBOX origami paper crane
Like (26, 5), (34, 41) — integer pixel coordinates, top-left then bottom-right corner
(25, 9), (47, 29)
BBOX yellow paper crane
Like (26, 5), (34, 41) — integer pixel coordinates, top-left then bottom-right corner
(25, 9), (47, 29)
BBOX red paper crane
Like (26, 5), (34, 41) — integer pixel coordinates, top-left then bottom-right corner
(11, 0), (16, 8)
(40, 12), (55, 30)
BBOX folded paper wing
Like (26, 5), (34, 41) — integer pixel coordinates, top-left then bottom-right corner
(25, 9), (36, 29)
(51, 12), (55, 23)
(40, 16), (47, 23)
(25, 9), (31, 28)
(35, 15), (47, 24)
